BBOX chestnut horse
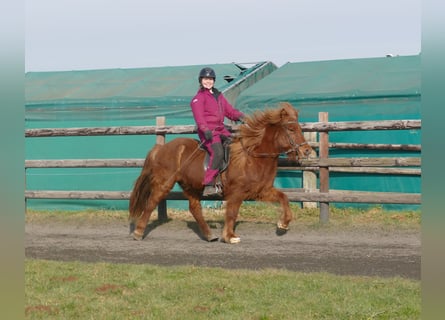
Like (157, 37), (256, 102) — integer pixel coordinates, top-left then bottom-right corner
(129, 102), (313, 244)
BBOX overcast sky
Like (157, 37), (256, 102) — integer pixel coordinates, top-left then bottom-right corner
(25, 0), (421, 72)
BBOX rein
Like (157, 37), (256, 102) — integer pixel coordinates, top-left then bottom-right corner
(238, 123), (309, 158)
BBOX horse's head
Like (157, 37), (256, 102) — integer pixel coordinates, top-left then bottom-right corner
(276, 102), (313, 160)
(237, 102), (313, 160)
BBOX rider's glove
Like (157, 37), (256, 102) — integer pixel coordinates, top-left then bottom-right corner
(237, 114), (246, 124)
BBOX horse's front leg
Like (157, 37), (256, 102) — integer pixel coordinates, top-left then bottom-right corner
(260, 188), (293, 233)
(222, 198), (243, 244)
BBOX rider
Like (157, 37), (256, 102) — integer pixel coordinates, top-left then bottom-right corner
(190, 67), (245, 196)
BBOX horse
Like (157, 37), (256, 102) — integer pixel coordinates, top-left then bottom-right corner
(129, 102), (313, 244)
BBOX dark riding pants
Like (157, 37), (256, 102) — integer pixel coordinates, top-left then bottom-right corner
(202, 135), (225, 185)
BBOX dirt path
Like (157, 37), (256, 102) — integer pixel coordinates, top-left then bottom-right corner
(25, 218), (420, 279)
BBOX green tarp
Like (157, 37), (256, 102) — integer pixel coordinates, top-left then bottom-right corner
(26, 62), (275, 122)
(237, 56), (421, 112)
(236, 55), (421, 210)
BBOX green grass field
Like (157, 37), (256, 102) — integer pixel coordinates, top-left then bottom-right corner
(26, 259), (420, 320)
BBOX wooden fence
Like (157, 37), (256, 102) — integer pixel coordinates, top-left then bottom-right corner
(25, 113), (421, 222)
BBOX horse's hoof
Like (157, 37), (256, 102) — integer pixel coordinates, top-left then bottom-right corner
(207, 234), (219, 242)
(277, 222), (289, 231)
(132, 231), (143, 241)
(229, 237), (241, 244)
(276, 222), (289, 236)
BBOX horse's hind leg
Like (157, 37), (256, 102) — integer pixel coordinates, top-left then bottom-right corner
(132, 183), (174, 240)
(184, 191), (218, 241)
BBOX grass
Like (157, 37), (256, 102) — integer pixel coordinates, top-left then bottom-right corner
(25, 259), (420, 320)
(26, 202), (421, 231)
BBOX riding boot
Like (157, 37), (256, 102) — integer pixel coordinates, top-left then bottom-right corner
(203, 168), (219, 185)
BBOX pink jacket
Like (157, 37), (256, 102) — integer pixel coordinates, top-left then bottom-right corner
(190, 88), (244, 137)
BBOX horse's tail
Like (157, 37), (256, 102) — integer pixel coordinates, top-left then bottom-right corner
(128, 144), (162, 221)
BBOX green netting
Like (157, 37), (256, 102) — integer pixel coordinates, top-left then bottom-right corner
(236, 55), (420, 112)
(236, 55), (421, 210)
(26, 64), (239, 104)
(26, 62), (276, 122)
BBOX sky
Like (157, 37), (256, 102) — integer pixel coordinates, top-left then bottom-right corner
(25, 0), (421, 72)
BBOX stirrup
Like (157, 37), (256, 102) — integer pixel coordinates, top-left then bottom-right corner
(203, 184), (223, 196)
(215, 184), (223, 195)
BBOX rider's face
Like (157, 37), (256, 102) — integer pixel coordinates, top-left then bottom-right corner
(201, 77), (214, 89)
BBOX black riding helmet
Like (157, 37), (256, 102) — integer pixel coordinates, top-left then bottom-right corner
(198, 67), (216, 83)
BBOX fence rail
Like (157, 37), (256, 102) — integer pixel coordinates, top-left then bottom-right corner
(25, 115), (421, 222)
(25, 119), (421, 137)
(25, 157), (420, 168)
(24, 189), (420, 204)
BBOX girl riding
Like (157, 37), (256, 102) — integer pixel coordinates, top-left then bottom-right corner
(190, 67), (245, 196)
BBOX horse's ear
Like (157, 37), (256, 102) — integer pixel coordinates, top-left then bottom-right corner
(279, 102), (298, 121)
(280, 102), (292, 109)
(280, 106), (290, 120)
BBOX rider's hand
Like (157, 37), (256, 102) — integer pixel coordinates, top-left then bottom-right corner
(237, 115), (245, 124)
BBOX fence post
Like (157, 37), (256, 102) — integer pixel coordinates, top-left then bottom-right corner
(302, 132), (317, 208)
(25, 168), (28, 214)
(156, 116), (168, 222)
(319, 112), (330, 223)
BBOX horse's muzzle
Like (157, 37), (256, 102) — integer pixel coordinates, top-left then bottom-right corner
(298, 143), (313, 159)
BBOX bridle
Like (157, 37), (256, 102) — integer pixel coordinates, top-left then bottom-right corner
(239, 122), (309, 158)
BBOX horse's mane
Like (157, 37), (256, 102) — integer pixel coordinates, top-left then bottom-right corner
(230, 102), (297, 164)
